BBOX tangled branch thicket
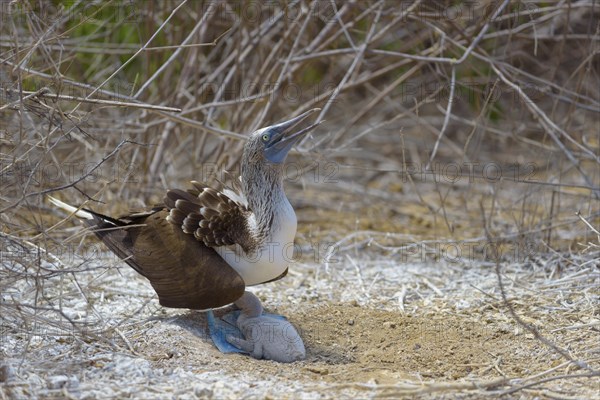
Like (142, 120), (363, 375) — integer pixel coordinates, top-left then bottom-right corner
(1, 1), (598, 398)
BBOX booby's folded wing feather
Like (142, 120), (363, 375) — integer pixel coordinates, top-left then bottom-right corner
(165, 183), (257, 253)
(54, 202), (245, 310)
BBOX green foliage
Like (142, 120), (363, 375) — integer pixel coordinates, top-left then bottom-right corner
(56, 2), (179, 90)
(300, 63), (325, 85)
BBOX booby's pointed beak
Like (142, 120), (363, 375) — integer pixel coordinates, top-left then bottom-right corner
(265, 108), (321, 163)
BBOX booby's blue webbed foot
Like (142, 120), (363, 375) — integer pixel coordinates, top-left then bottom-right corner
(207, 292), (305, 363)
(206, 309), (246, 354)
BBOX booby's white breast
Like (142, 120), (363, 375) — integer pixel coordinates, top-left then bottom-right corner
(215, 197), (297, 286)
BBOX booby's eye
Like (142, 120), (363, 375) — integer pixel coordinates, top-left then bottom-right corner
(262, 133), (270, 142)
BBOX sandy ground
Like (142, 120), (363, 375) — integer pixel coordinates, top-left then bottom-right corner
(1, 238), (598, 399)
(1, 180), (598, 399)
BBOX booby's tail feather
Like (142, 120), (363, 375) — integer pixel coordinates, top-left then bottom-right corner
(48, 195), (139, 274)
(48, 196), (94, 220)
(47, 195), (123, 228)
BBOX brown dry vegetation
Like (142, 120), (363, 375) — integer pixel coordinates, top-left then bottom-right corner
(1, 1), (599, 399)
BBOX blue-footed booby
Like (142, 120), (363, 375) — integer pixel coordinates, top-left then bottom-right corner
(49, 108), (320, 363)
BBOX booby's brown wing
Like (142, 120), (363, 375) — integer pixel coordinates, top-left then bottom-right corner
(164, 181), (257, 253)
(82, 207), (245, 310)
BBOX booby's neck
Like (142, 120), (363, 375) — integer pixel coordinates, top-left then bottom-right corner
(217, 159), (296, 286)
(241, 160), (293, 240)
(212, 109), (321, 286)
